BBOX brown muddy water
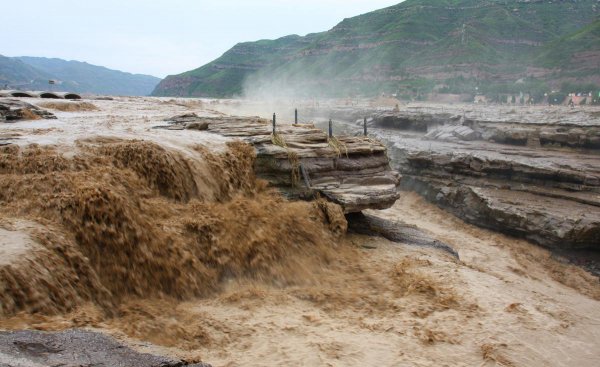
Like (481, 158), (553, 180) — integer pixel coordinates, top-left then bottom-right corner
(0, 97), (599, 366)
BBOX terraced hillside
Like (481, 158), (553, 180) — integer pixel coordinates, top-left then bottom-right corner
(153, 0), (600, 98)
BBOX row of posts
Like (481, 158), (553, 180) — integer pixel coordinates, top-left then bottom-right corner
(272, 110), (368, 137)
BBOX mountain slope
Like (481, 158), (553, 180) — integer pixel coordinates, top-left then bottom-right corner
(0, 55), (50, 88)
(16, 57), (161, 96)
(153, 0), (600, 98)
(535, 18), (600, 82)
(1, 56), (160, 96)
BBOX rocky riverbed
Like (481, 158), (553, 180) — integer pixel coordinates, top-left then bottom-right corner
(1, 97), (599, 366)
(0, 99), (56, 123)
(302, 103), (600, 254)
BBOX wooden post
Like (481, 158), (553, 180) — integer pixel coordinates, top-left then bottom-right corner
(295, 108), (298, 125)
(364, 117), (367, 136)
(272, 113), (276, 134)
(328, 119), (333, 138)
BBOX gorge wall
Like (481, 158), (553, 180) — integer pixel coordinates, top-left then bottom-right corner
(307, 103), (600, 250)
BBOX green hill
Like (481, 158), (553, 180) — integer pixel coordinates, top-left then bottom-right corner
(153, 0), (600, 98)
(1, 56), (160, 96)
(535, 18), (600, 83)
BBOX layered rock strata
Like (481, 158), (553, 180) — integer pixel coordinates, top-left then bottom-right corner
(163, 113), (400, 213)
(307, 103), (600, 150)
(369, 108), (600, 250)
(307, 104), (600, 250)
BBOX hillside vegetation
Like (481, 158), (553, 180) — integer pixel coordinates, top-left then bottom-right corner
(153, 0), (600, 99)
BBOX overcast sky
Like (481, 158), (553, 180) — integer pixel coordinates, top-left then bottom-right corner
(1, 0), (402, 78)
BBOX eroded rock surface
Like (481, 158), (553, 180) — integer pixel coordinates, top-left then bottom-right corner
(370, 105), (600, 150)
(308, 103), (600, 250)
(308, 103), (600, 149)
(163, 113), (400, 213)
(0, 99), (56, 122)
(373, 108), (600, 250)
(0, 329), (211, 367)
(347, 211), (459, 258)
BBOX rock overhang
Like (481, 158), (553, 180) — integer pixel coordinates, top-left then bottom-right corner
(162, 113), (401, 213)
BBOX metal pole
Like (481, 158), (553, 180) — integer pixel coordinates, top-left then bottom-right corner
(295, 108), (298, 125)
(272, 113), (276, 134)
(364, 117), (367, 136)
(328, 119), (333, 138)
